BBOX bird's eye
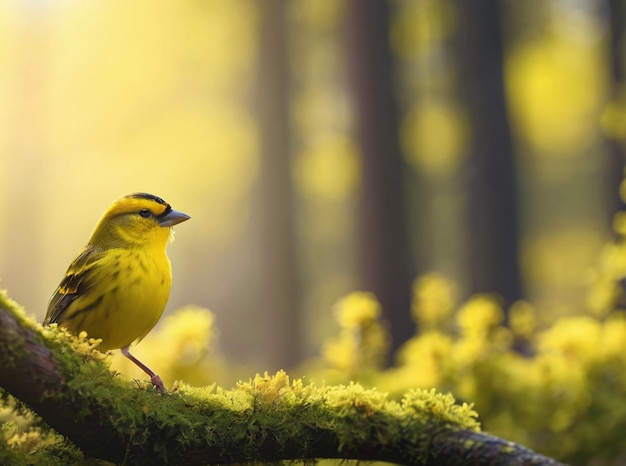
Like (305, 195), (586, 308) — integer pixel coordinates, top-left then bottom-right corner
(139, 209), (152, 218)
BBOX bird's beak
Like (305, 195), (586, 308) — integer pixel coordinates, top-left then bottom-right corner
(158, 209), (191, 227)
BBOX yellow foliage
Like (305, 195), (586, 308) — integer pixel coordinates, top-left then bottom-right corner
(400, 99), (468, 176)
(537, 316), (601, 364)
(391, 331), (452, 388)
(294, 136), (361, 201)
(109, 305), (223, 388)
(334, 291), (381, 328)
(303, 259), (626, 463)
(456, 294), (504, 337)
(587, 238), (626, 317)
(411, 273), (457, 330)
(506, 32), (607, 158)
(508, 301), (536, 338)
(599, 314), (626, 361)
(523, 228), (604, 290)
(240, 370), (292, 405)
(613, 210), (626, 236)
(320, 292), (389, 379)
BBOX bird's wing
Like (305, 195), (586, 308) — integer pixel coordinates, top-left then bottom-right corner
(44, 246), (107, 325)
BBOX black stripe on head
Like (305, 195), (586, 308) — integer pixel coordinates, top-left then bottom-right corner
(128, 192), (168, 206)
(127, 192), (172, 217)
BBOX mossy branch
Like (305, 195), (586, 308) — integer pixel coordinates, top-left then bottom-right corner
(0, 292), (564, 465)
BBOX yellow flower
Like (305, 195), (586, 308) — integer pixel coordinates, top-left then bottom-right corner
(334, 292), (381, 329)
(457, 295), (505, 337)
(411, 274), (456, 329)
(509, 301), (536, 338)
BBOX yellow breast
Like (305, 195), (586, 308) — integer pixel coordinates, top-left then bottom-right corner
(67, 246), (172, 351)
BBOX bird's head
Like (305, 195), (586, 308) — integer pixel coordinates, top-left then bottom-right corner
(89, 193), (190, 249)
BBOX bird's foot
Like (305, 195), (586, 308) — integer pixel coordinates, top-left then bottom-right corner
(151, 374), (165, 393)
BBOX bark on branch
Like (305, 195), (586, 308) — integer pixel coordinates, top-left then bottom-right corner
(0, 296), (565, 465)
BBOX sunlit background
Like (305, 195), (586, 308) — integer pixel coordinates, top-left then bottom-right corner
(0, 0), (623, 383)
(5, 0), (626, 463)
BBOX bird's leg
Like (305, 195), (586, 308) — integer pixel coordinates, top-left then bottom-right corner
(120, 346), (165, 393)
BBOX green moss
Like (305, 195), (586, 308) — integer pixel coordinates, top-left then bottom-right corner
(6, 353), (479, 464)
(2, 288), (537, 465)
(142, 371), (480, 464)
(0, 394), (84, 466)
(0, 290), (30, 369)
(0, 289), (89, 465)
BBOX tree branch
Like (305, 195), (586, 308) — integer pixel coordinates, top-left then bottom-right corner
(0, 294), (565, 465)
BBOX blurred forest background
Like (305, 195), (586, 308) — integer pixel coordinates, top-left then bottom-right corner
(0, 0), (625, 389)
(5, 0), (626, 463)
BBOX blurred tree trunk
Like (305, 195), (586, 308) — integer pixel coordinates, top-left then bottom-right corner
(607, 0), (626, 224)
(455, 0), (523, 308)
(251, 0), (300, 369)
(346, 0), (415, 353)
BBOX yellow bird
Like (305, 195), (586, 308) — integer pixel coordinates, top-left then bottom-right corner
(44, 193), (190, 392)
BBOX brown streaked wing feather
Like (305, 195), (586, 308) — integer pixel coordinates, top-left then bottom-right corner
(44, 246), (105, 325)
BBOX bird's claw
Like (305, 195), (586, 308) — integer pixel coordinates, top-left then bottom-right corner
(151, 374), (166, 393)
